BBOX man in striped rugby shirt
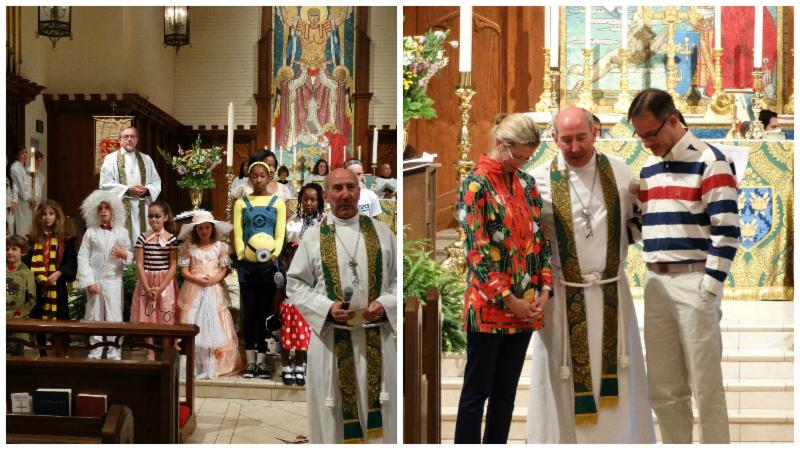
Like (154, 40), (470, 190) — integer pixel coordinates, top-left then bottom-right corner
(629, 89), (740, 444)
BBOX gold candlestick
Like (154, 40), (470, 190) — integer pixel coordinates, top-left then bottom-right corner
(225, 166), (234, 223)
(746, 68), (766, 139)
(29, 170), (36, 214)
(534, 49), (554, 112)
(442, 71), (477, 275)
(613, 47), (633, 114)
(542, 69), (560, 139)
(708, 48), (735, 117)
(661, 7), (690, 111)
(576, 48), (596, 112)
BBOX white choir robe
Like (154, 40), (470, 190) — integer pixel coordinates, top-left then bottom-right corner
(10, 160), (42, 236)
(526, 152), (655, 443)
(77, 226), (132, 359)
(99, 150), (162, 243)
(287, 212), (397, 444)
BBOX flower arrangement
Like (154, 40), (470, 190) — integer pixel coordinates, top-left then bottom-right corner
(403, 29), (457, 122)
(157, 136), (224, 190)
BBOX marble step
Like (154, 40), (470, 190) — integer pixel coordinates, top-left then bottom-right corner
(441, 349), (794, 379)
(179, 358), (306, 401)
(440, 377), (793, 411)
(439, 406), (794, 443)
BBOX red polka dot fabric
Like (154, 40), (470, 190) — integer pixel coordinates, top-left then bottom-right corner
(279, 302), (311, 351)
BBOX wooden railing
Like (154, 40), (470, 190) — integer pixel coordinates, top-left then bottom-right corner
(403, 286), (442, 443)
(7, 404), (135, 443)
(6, 319), (199, 443)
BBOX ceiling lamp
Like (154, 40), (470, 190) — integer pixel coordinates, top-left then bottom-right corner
(164, 7), (190, 52)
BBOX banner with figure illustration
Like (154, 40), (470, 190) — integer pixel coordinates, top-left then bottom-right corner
(93, 116), (134, 175)
(273, 6), (356, 171)
(525, 127), (793, 301)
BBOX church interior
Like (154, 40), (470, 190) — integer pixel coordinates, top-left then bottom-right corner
(403, 6), (794, 444)
(6, 5), (396, 443)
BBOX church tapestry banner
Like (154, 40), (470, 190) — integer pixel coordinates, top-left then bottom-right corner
(93, 116), (134, 175)
(273, 6), (356, 171)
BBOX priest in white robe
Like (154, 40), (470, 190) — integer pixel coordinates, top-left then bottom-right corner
(99, 126), (161, 244)
(9, 146), (42, 235)
(526, 107), (655, 443)
(287, 168), (396, 444)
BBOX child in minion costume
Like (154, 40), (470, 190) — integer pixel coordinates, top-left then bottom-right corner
(233, 160), (286, 379)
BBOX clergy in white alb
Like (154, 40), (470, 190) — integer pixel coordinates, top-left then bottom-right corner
(525, 107), (655, 443)
(9, 147), (43, 235)
(286, 168), (396, 444)
(99, 126), (162, 244)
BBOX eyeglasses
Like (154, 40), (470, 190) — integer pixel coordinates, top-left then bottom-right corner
(632, 115), (671, 141)
(503, 144), (532, 163)
(120, 134), (137, 140)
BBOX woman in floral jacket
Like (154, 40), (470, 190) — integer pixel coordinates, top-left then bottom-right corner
(454, 113), (553, 444)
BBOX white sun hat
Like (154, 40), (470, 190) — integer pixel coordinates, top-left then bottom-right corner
(178, 210), (233, 241)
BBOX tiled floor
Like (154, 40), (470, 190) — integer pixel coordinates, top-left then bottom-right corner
(186, 397), (310, 444)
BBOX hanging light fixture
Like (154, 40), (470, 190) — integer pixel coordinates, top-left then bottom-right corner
(37, 6), (72, 48)
(164, 6), (190, 52)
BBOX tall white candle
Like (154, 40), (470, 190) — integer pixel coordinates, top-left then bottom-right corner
(372, 127), (378, 164)
(459, 6), (472, 72)
(714, 7), (722, 49)
(293, 147), (297, 167)
(328, 146), (332, 167)
(754, 6), (763, 68)
(357, 145), (361, 161)
(278, 146), (283, 168)
(621, 6), (628, 49)
(270, 127), (276, 151)
(544, 7), (550, 49)
(343, 145), (347, 166)
(29, 148), (35, 172)
(550, 7), (559, 67)
(584, 6), (591, 49)
(226, 102), (234, 167)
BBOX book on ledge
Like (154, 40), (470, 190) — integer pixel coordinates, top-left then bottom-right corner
(32, 388), (72, 416)
(76, 393), (108, 417)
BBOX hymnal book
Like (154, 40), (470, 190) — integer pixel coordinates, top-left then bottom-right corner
(10, 392), (33, 415)
(32, 388), (72, 416)
(75, 393), (108, 417)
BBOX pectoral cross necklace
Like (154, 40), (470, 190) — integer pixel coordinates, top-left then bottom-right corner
(567, 158), (598, 239)
(334, 225), (362, 286)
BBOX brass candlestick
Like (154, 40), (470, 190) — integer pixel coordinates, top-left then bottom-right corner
(661, 7), (690, 111)
(225, 166), (234, 223)
(441, 71), (477, 275)
(613, 47), (633, 114)
(746, 68), (766, 139)
(534, 49), (555, 112)
(292, 157), (307, 191)
(542, 69), (560, 139)
(708, 48), (735, 116)
(29, 169), (36, 214)
(576, 48), (596, 112)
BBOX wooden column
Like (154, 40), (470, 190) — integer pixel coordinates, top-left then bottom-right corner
(422, 287), (442, 443)
(353, 6), (373, 161)
(255, 6), (274, 149)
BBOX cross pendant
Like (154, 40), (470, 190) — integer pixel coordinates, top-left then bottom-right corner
(348, 258), (360, 285)
(581, 209), (593, 238)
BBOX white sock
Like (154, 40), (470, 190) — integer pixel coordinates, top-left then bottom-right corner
(256, 352), (266, 364)
(245, 349), (256, 365)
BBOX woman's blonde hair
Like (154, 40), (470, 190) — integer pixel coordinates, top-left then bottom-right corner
(491, 113), (541, 148)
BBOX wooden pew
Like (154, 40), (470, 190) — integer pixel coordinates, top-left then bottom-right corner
(7, 404), (134, 444)
(6, 320), (199, 443)
(7, 347), (178, 443)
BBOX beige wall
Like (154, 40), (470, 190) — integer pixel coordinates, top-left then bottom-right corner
(368, 6), (398, 128)
(173, 6), (260, 128)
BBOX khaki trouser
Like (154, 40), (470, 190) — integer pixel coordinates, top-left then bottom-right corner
(644, 270), (730, 443)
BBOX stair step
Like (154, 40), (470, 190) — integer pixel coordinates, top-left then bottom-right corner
(439, 407), (794, 442)
(440, 378), (793, 411)
(179, 359), (306, 401)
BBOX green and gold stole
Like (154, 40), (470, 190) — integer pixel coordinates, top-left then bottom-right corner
(319, 215), (384, 443)
(30, 236), (60, 319)
(117, 150), (147, 240)
(549, 153), (621, 425)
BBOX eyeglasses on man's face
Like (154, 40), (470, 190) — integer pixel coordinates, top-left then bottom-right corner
(632, 114), (671, 142)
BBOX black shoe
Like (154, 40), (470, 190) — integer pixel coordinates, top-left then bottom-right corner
(256, 361), (273, 379)
(294, 364), (306, 386)
(242, 363), (257, 379)
(281, 367), (296, 385)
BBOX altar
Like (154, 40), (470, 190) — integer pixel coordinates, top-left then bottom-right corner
(523, 116), (793, 301)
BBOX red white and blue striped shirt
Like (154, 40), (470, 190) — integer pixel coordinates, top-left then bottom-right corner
(638, 131), (740, 296)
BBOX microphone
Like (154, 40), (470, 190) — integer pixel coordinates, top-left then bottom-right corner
(341, 286), (353, 310)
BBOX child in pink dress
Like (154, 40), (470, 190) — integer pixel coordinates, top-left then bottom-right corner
(131, 201), (179, 360)
(177, 211), (242, 379)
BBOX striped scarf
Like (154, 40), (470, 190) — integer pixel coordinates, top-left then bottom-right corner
(30, 235), (60, 320)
